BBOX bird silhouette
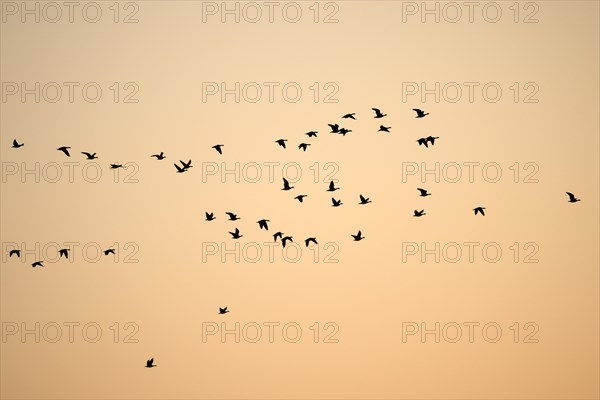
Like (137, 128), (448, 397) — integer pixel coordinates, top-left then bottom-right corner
(282, 178), (294, 191)
(473, 207), (486, 216)
(145, 358), (156, 368)
(59, 248), (69, 258)
(327, 181), (339, 192)
(417, 188), (431, 197)
(331, 197), (343, 207)
(219, 307), (229, 314)
(378, 125), (391, 132)
(81, 152), (98, 160)
(298, 143), (310, 151)
(226, 212), (240, 221)
(180, 160), (193, 170)
(359, 194), (371, 204)
(174, 163), (187, 173)
(417, 138), (429, 147)
(276, 139), (288, 149)
(104, 249), (115, 256)
(413, 108), (429, 118)
(305, 237), (318, 247)
(205, 212), (215, 221)
(281, 236), (293, 248)
(342, 113), (356, 119)
(257, 219), (270, 230)
(372, 108), (387, 118)
(305, 131), (318, 138)
(294, 194), (307, 202)
(12, 139), (24, 148)
(273, 232), (284, 242)
(328, 124), (340, 133)
(566, 192), (581, 203)
(229, 228), (243, 239)
(9, 249), (20, 257)
(57, 146), (71, 157)
(426, 136), (439, 146)
(351, 231), (365, 241)
(212, 144), (224, 154)
(338, 128), (352, 136)
(31, 261), (44, 268)
(413, 210), (426, 217)
(151, 152), (165, 160)
(110, 164), (124, 169)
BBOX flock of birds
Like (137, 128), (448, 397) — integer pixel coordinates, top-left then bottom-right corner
(7, 107), (582, 367)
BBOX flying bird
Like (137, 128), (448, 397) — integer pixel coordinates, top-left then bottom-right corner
(273, 232), (284, 242)
(174, 163), (187, 173)
(566, 192), (581, 203)
(31, 261), (44, 268)
(110, 164), (124, 169)
(305, 131), (318, 138)
(219, 307), (229, 314)
(57, 146), (71, 157)
(327, 181), (339, 192)
(426, 136), (439, 146)
(59, 248), (69, 258)
(205, 212), (215, 221)
(81, 152), (98, 160)
(338, 128), (352, 136)
(276, 139), (288, 149)
(413, 210), (426, 217)
(359, 194), (371, 204)
(294, 194), (307, 202)
(342, 113), (356, 119)
(473, 207), (486, 216)
(145, 358), (156, 368)
(9, 249), (20, 258)
(212, 144), (224, 154)
(372, 108), (387, 118)
(417, 188), (431, 197)
(281, 236), (293, 248)
(151, 152), (165, 160)
(180, 160), (193, 170)
(229, 228), (243, 239)
(331, 197), (343, 207)
(282, 178), (294, 191)
(305, 237), (318, 247)
(417, 138), (429, 147)
(103, 249), (115, 256)
(328, 124), (340, 133)
(378, 125), (391, 132)
(413, 108), (429, 118)
(298, 143), (310, 151)
(226, 212), (240, 221)
(257, 219), (270, 230)
(12, 139), (24, 148)
(351, 231), (365, 241)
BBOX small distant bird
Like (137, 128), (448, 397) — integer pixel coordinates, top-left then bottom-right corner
(378, 125), (391, 132)
(338, 128), (352, 136)
(351, 231), (365, 241)
(174, 163), (187, 173)
(205, 212), (215, 221)
(229, 228), (243, 239)
(298, 143), (310, 151)
(226, 212), (240, 221)
(566, 192), (581, 203)
(327, 181), (339, 192)
(306, 131), (318, 138)
(328, 124), (340, 133)
(257, 219), (270, 230)
(180, 160), (193, 170)
(12, 139), (24, 148)
(342, 113), (356, 120)
(212, 144), (224, 154)
(219, 307), (229, 314)
(151, 152), (165, 160)
(359, 194), (371, 204)
(103, 249), (115, 256)
(57, 146), (71, 157)
(426, 136), (439, 146)
(305, 237), (318, 247)
(294, 195), (307, 202)
(473, 207), (486, 216)
(417, 138), (429, 147)
(81, 152), (97, 160)
(9, 249), (20, 258)
(110, 164), (124, 169)
(417, 188), (431, 197)
(145, 358), (156, 368)
(372, 108), (387, 118)
(59, 248), (69, 258)
(281, 236), (293, 248)
(413, 210), (426, 217)
(31, 261), (44, 268)
(276, 139), (288, 149)
(413, 108), (429, 118)
(273, 232), (284, 242)
(282, 178), (294, 191)
(331, 197), (343, 207)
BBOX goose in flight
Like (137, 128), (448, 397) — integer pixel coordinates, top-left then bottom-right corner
(59, 248), (69, 258)
(229, 228), (243, 239)
(426, 136), (439, 146)
(104, 249), (115, 256)
(273, 232), (284, 242)
(276, 139), (288, 149)
(151, 152), (165, 160)
(305, 237), (318, 247)
(31, 261), (44, 268)
(145, 358), (156, 368)
(328, 124), (340, 133)
(294, 195), (307, 203)
(257, 219), (270, 230)
(342, 113), (356, 120)
(212, 144), (224, 154)
(12, 139), (24, 148)
(282, 178), (294, 191)
(180, 160), (193, 170)
(413, 210), (426, 217)
(82, 152), (98, 160)
(417, 138), (428, 147)
(281, 236), (293, 248)
(566, 192), (581, 203)
(9, 249), (21, 258)
(174, 163), (187, 173)
(338, 128), (352, 136)
(205, 212), (215, 221)
(110, 164), (124, 169)
(305, 131), (318, 138)
(351, 231), (365, 241)
(226, 212), (240, 221)
(327, 181), (339, 192)
(219, 307), (229, 314)
(57, 146), (71, 157)
(417, 188), (431, 197)
(372, 108), (387, 118)
(298, 143), (310, 151)
(378, 125), (391, 132)
(331, 198), (343, 207)
(413, 108), (429, 118)
(359, 194), (371, 204)
(473, 207), (486, 216)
